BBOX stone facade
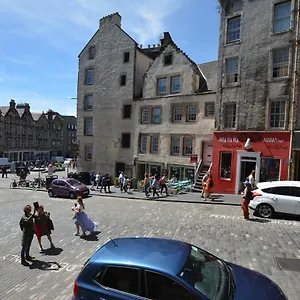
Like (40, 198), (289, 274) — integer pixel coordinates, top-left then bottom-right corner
(77, 13), (217, 179)
(0, 100), (74, 161)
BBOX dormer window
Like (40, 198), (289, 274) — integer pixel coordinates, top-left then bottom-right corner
(164, 54), (173, 66)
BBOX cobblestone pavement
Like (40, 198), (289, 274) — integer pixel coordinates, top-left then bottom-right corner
(0, 188), (300, 300)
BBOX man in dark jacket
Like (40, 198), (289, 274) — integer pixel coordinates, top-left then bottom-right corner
(19, 205), (37, 266)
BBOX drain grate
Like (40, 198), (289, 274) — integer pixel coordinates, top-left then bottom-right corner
(274, 257), (300, 272)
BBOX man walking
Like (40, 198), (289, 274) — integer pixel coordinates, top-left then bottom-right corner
(160, 173), (169, 196)
(96, 172), (100, 189)
(119, 171), (124, 192)
(19, 205), (37, 266)
(100, 175), (106, 193)
(201, 171), (210, 198)
(90, 172), (95, 191)
(247, 170), (255, 189)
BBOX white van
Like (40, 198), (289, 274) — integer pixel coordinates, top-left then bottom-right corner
(0, 157), (11, 167)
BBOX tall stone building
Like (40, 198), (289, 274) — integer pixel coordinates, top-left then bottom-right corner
(77, 13), (217, 178)
(213, 0), (300, 193)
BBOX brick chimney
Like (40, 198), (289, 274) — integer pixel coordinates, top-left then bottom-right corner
(47, 109), (54, 121)
(99, 12), (121, 29)
(160, 32), (173, 46)
(24, 103), (30, 113)
(9, 99), (16, 109)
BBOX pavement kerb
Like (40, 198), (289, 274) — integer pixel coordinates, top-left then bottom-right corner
(9, 187), (241, 207)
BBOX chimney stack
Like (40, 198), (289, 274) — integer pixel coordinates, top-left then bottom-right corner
(99, 12), (121, 29)
(24, 103), (30, 113)
(9, 99), (16, 109)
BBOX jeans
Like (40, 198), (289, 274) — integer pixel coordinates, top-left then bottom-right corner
(160, 183), (168, 195)
(21, 233), (34, 260)
(144, 183), (149, 196)
(152, 187), (159, 197)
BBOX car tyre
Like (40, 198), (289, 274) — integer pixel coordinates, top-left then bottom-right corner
(70, 192), (76, 199)
(48, 190), (54, 197)
(257, 203), (274, 218)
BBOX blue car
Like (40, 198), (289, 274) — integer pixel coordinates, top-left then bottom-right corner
(72, 237), (287, 300)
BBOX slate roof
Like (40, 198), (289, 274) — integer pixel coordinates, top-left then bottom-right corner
(61, 115), (77, 126)
(31, 112), (43, 121)
(0, 106), (10, 116)
(198, 60), (218, 92)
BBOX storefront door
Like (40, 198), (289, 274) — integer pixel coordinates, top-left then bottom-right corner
(236, 151), (261, 194)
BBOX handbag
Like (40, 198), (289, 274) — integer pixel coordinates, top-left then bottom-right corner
(47, 217), (54, 231)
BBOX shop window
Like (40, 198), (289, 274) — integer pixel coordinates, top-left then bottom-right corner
(220, 152), (232, 179)
(260, 158), (280, 182)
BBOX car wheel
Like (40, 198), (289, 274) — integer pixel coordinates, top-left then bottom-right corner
(257, 204), (274, 218)
(48, 190), (54, 197)
(70, 192), (76, 199)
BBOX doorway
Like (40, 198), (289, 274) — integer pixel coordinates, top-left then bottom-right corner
(203, 142), (213, 166)
(235, 151), (261, 194)
(115, 162), (125, 177)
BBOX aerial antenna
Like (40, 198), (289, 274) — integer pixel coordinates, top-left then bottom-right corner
(109, 237), (118, 247)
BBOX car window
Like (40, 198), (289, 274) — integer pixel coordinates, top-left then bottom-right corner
(99, 267), (140, 296)
(60, 181), (68, 187)
(145, 271), (199, 300)
(261, 187), (273, 193)
(271, 186), (291, 196)
(291, 187), (300, 197)
(67, 179), (81, 186)
(52, 180), (60, 186)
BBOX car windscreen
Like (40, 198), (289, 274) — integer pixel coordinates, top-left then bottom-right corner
(67, 179), (82, 186)
(178, 245), (230, 300)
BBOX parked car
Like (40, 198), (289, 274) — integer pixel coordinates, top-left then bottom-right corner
(48, 178), (89, 199)
(72, 237), (287, 300)
(249, 181), (300, 218)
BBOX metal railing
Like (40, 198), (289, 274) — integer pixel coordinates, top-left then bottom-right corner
(194, 159), (202, 185)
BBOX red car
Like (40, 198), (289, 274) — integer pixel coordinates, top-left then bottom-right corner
(48, 178), (90, 199)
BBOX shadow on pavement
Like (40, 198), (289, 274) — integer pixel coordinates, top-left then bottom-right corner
(29, 260), (61, 271)
(42, 247), (63, 256)
(80, 231), (101, 241)
(249, 218), (271, 223)
(253, 211), (300, 222)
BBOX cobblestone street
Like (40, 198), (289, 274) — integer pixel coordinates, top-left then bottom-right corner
(0, 187), (300, 300)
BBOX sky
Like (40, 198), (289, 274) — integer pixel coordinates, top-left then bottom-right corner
(0, 0), (220, 116)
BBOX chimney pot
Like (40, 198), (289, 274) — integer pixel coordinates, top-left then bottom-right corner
(9, 99), (16, 109)
(148, 45), (150, 48)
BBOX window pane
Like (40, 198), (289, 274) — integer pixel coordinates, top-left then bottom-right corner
(274, 1), (291, 33)
(173, 106), (182, 122)
(141, 109), (148, 124)
(122, 133), (131, 148)
(88, 46), (96, 59)
(86, 69), (94, 85)
(171, 76), (181, 93)
(223, 104), (236, 128)
(151, 136), (159, 153)
(291, 187), (300, 197)
(157, 78), (167, 95)
(227, 16), (241, 43)
(123, 105), (131, 119)
(272, 186), (291, 196)
(84, 118), (93, 135)
(85, 95), (93, 110)
(187, 106), (197, 122)
(101, 267), (139, 296)
(183, 138), (193, 155)
(220, 152), (232, 179)
(85, 145), (93, 160)
(225, 57), (239, 83)
(269, 101), (285, 128)
(273, 48), (289, 78)
(205, 103), (215, 117)
(260, 158), (280, 182)
(152, 108), (161, 123)
(140, 135), (147, 153)
(171, 137), (180, 155)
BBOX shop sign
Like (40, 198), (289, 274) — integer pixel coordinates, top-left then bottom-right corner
(190, 154), (198, 163)
(218, 137), (240, 143)
(263, 138), (284, 143)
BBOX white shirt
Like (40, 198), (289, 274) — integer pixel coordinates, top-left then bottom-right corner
(248, 174), (255, 186)
(96, 174), (100, 181)
(119, 174), (124, 180)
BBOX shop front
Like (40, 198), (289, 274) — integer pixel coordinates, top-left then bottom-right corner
(212, 132), (290, 194)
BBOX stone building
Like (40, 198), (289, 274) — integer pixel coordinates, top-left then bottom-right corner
(61, 115), (77, 158)
(76, 13), (217, 179)
(0, 99), (72, 162)
(213, 0), (300, 193)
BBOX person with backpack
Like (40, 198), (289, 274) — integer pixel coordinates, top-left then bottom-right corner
(241, 181), (253, 220)
(203, 174), (213, 201)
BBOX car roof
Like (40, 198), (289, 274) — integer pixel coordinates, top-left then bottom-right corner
(257, 181), (300, 189)
(90, 237), (190, 276)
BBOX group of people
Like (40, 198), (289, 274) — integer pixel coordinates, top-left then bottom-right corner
(118, 172), (131, 193)
(90, 172), (111, 193)
(143, 173), (169, 198)
(19, 196), (97, 266)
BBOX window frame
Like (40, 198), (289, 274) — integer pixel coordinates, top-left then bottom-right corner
(170, 75), (181, 94)
(225, 56), (239, 84)
(205, 102), (215, 117)
(151, 107), (162, 124)
(157, 78), (167, 96)
(164, 54), (173, 66)
(123, 51), (130, 63)
(183, 137), (193, 156)
(120, 74), (127, 86)
(223, 103), (236, 129)
(171, 137), (181, 155)
(121, 133), (131, 148)
(273, 1), (292, 33)
(139, 135), (147, 153)
(272, 47), (290, 78)
(85, 144), (93, 161)
(88, 46), (96, 60)
(141, 108), (149, 124)
(84, 95), (93, 111)
(172, 106), (183, 122)
(150, 135), (159, 153)
(123, 104), (132, 119)
(84, 117), (93, 136)
(186, 106), (197, 122)
(226, 15), (241, 43)
(85, 68), (95, 85)
(269, 100), (286, 128)
(220, 152), (232, 180)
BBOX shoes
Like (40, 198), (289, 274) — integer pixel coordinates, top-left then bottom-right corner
(74, 232), (80, 236)
(50, 244), (55, 248)
(21, 260), (30, 266)
(80, 232), (86, 237)
(25, 256), (35, 261)
(39, 248), (45, 253)
(201, 195), (204, 198)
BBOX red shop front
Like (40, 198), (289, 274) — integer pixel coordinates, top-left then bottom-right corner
(211, 132), (290, 194)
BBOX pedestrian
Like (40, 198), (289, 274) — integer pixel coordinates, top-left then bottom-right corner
(72, 196), (97, 237)
(203, 174), (213, 201)
(201, 171), (210, 198)
(151, 175), (160, 198)
(19, 205), (37, 266)
(34, 205), (55, 252)
(171, 174), (178, 183)
(123, 176), (128, 193)
(2, 166), (7, 178)
(105, 174), (111, 193)
(144, 173), (150, 198)
(160, 173), (169, 196)
(90, 172), (95, 190)
(96, 172), (100, 189)
(241, 181), (253, 220)
(100, 175), (106, 193)
(247, 170), (255, 190)
(119, 171), (124, 192)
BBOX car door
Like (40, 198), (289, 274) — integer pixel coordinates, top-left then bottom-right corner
(291, 187), (300, 215)
(94, 266), (143, 299)
(268, 186), (294, 214)
(144, 270), (202, 300)
(59, 181), (70, 197)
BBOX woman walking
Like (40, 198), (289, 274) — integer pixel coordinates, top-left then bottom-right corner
(151, 175), (160, 198)
(34, 205), (55, 252)
(241, 181), (253, 220)
(144, 173), (150, 198)
(72, 196), (97, 237)
(203, 174), (212, 201)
